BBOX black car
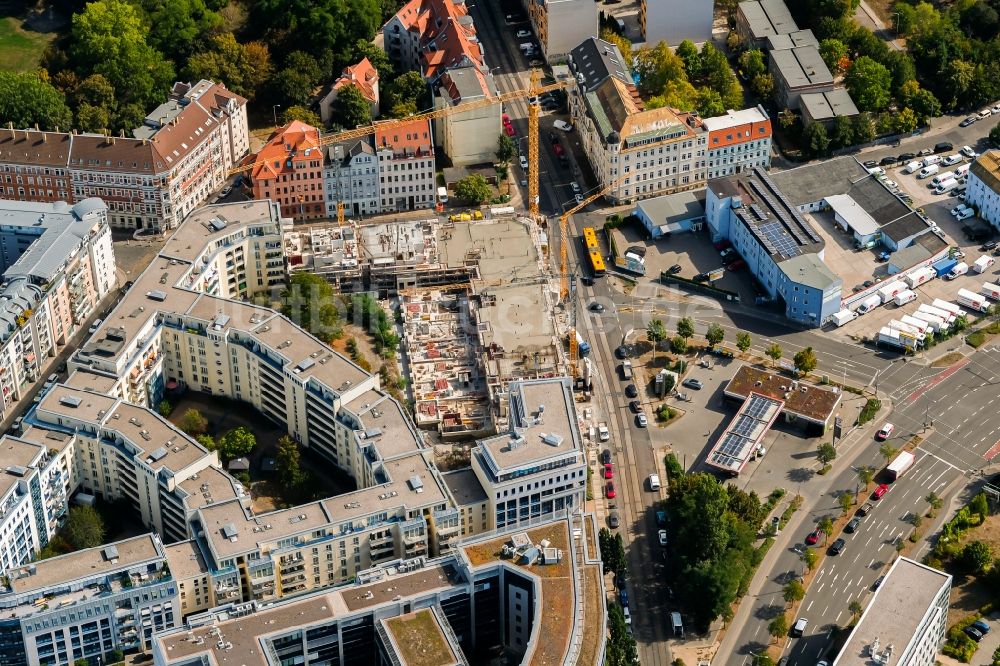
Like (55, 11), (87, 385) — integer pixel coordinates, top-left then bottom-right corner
(983, 240), (998, 251)
(624, 384), (638, 398)
(589, 302), (605, 312)
(608, 512), (620, 529)
(829, 538), (847, 555)
(898, 152), (917, 162)
(935, 142), (954, 153)
(581, 276), (594, 286)
(960, 116), (977, 127)
(629, 400), (643, 413)
(872, 574), (885, 590)
(693, 272), (709, 282)
(668, 264), (682, 274)
(845, 517), (861, 533)
(615, 345), (629, 359)
(862, 159), (878, 168)
(964, 626), (985, 642)
(601, 449), (612, 465)
(880, 156), (897, 166)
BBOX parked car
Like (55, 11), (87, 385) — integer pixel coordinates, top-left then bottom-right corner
(960, 116), (978, 127)
(656, 511), (668, 527)
(957, 208), (975, 221)
(979, 108), (993, 119)
(875, 423), (894, 440)
(845, 517), (861, 533)
(625, 384), (638, 398)
(964, 626), (985, 642)
(636, 413), (648, 427)
(658, 529), (668, 546)
(983, 240), (998, 251)
(858, 502), (873, 516)
(879, 156), (897, 166)
(972, 620), (991, 635)
(682, 378), (703, 390)
(951, 204), (971, 216)
(516, 29), (531, 38)
(942, 153), (964, 166)
(519, 155), (528, 169)
(589, 302), (604, 312)
(829, 538), (847, 555)
(872, 574), (885, 590)
(608, 512), (620, 528)
(605, 482), (616, 499)
(603, 463), (613, 479)
(805, 529), (821, 545)
(962, 145), (978, 158)
(615, 345), (629, 359)
(898, 152), (917, 162)
(934, 142), (954, 153)
(629, 400), (643, 413)
(873, 483), (889, 500)
(726, 259), (746, 271)
(601, 449), (612, 465)
(862, 160), (878, 168)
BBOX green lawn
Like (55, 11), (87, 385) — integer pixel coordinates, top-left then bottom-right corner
(0, 16), (55, 72)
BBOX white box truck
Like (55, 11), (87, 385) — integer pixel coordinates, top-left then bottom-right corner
(900, 315), (929, 335)
(974, 255), (995, 273)
(911, 310), (945, 333)
(889, 319), (922, 336)
(932, 298), (963, 317)
(919, 303), (956, 325)
(892, 289), (917, 306)
(957, 288), (988, 312)
(877, 280), (908, 304)
(946, 262), (969, 279)
(857, 294), (883, 314)
(904, 266), (935, 289)
(981, 282), (1000, 300)
(831, 309), (858, 327)
(886, 451), (915, 481)
(878, 326), (918, 350)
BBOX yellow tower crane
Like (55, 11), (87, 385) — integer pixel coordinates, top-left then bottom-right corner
(527, 69), (541, 220)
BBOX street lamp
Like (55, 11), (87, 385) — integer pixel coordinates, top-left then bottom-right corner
(272, 105), (281, 126)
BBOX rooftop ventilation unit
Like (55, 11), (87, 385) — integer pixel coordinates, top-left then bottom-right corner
(146, 290), (167, 302)
(102, 545), (119, 561)
(407, 475), (424, 492)
(59, 395), (82, 408)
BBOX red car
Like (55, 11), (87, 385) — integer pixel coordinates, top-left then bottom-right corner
(805, 529), (821, 545)
(605, 482), (616, 499)
(873, 484), (889, 500)
(603, 463), (613, 479)
(552, 142), (564, 157)
(726, 259), (746, 272)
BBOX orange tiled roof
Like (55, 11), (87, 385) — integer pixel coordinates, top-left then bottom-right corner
(389, 0), (484, 80)
(333, 58), (379, 104)
(250, 121), (321, 181)
(374, 118), (433, 157)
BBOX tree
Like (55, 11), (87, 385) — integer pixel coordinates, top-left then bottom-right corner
(670, 336), (689, 354)
(179, 408), (209, 436)
(818, 515), (834, 543)
(383, 71), (428, 118)
(282, 272), (342, 342)
(69, 0), (175, 111)
(925, 491), (943, 514)
(849, 600), (863, 620)
(351, 38), (393, 79)
(140, 0), (222, 61)
(765, 343), (782, 366)
(454, 174), (492, 204)
(830, 114), (854, 149)
(281, 105), (321, 126)
(695, 87), (726, 118)
(750, 74), (774, 100)
(845, 57), (892, 112)
(0, 72), (73, 131)
(783, 579), (805, 604)
(329, 84), (372, 130)
(971, 491), (990, 520)
(64, 505), (105, 550)
(878, 443), (898, 466)
(647, 319), (668, 361)
(857, 466), (875, 490)
(184, 33), (273, 101)
(839, 491), (854, 514)
(768, 614), (788, 642)
(255, 0), (381, 65)
(276, 435), (303, 490)
(990, 123), (1000, 148)
(899, 81), (941, 125)
(793, 347), (817, 375)
(157, 400), (172, 417)
(196, 434), (216, 451)
(496, 134), (517, 164)
(894, 107), (918, 134)
(777, 108), (797, 129)
(706, 323), (725, 347)
(817, 442), (837, 464)
(853, 112), (876, 143)
(752, 655), (776, 666)
(677, 317), (695, 340)
(600, 29), (634, 68)
(736, 331), (752, 353)
(801, 547), (818, 572)
(633, 42), (688, 97)
(738, 50), (767, 79)
(219, 426), (256, 463)
(960, 540), (993, 575)
(700, 42), (744, 109)
(676, 39), (700, 76)
(819, 38), (849, 73)
(803, 122), (830, 157)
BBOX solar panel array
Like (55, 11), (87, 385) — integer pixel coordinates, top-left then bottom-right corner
(749, 203), (767, 221)
(707, 393), (784, 473)
(759, 221), (801, 259)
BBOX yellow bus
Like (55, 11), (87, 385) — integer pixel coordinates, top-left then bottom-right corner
(588, 250), (606, 276)
(582, 226), (599, 252)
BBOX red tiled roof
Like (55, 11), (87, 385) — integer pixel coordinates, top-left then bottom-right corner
(333, 58), (380, 104)
(374, 118), (433, 157)
(0, 129), (71, 167)
(251, 121), (322, 181)
(389, 0), (484, 80)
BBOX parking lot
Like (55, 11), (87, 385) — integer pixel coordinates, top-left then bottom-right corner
(803, 208), (890, 293)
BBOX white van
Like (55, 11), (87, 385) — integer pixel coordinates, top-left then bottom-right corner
(553, 119), (573, 132)
(922, 155), (942, 167)
(946, 261), (969, 279)
(437, 186), (448, 204)
(88, 318), (103, 334)
(648, 474), (661, 491)
(902, 161), (922, 174)
(917, 164), (939, 179)
(933, 178), (958, 195)
(931, 171), (955, 186)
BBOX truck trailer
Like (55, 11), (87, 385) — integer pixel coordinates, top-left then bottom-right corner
(886, 451), (915, 481)
(956, 288), (988, 312)
(932, 299), (963, 317)
(981, 282), (1000, 300)
(910, 310), (945, 333)
(904, 266), (935, 289)
(877, 280), (908, 304)
(974, 255), (996, 274)
(892, 289), (917, 306)
(918, 303), (956, 325)
(878, 326), (918, 351)
(831, 309), (858, 327)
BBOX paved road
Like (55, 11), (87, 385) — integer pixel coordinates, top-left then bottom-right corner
(857, 111), (1000, 166)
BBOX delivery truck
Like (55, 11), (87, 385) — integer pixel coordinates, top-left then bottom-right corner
(900, 315), (930, 335)
(957, 288), (989, 312)
(892, 289), (917, 306)
(946, 261), (969, 279)
(888, 319), (922, 337)
(974, 255), (996, 273)
(904, 266), (935, 289)
(981, 282), (1000, 300)
(878, 326), (918, 351)
(918, 303), (956, 325)
(886, 451), (915, 481)
(831, 309), (858, 327)
(856, 294), (883, 314)
(911, 310), (945, 333)
(933, 256), (959, 277)
(877, 280), (908, 304)
(932, 299), (963, 317)
(574, 331), (592, 356)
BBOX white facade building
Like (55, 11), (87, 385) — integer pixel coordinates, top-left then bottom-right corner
(641, 0), (713, 45)
(703, 106), (773, 179)
(835, 557), (951, 666)
(966, 150), (1000, 231)
(323, 139), (381, 218)
(523, 0), (599, 62)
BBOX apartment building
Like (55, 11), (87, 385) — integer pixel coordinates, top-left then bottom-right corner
(384, 0), (502, 167)
(966, 150), (1000, 231)
(835, 558), (951, 666)
(0, 198), (116, 421)
(0, 80), (248, 232)
(323, 138), (381, 219)
(0, 535), (176, 666)
(375, 119), (436, 211)
(568, 38), (707, 204)
(703, 106), (773, 179)
(154, 512), (606, 666)
(250, 121), (326, 222)
(640, 0), (712, 45)
(318, 57), (381, 126)
(521, 0), (598, 62)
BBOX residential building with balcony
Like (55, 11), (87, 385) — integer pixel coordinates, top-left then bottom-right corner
(0, 80), (248, 232)
(0, 534), (176, 666)
(375, 119), (436, 211)
(0, 198), (116, 420)
(567, 38), (707, 204)
(249, 121), (326, 221)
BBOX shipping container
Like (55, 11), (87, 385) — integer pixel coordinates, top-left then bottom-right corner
(973, 255), (995, 273)
(904, 266), (935, 288)
(932, 256), (959, 277)
(957, 288), (989, 312)
(877, 280), (908, 304)
(981, 282), (1000, 300)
